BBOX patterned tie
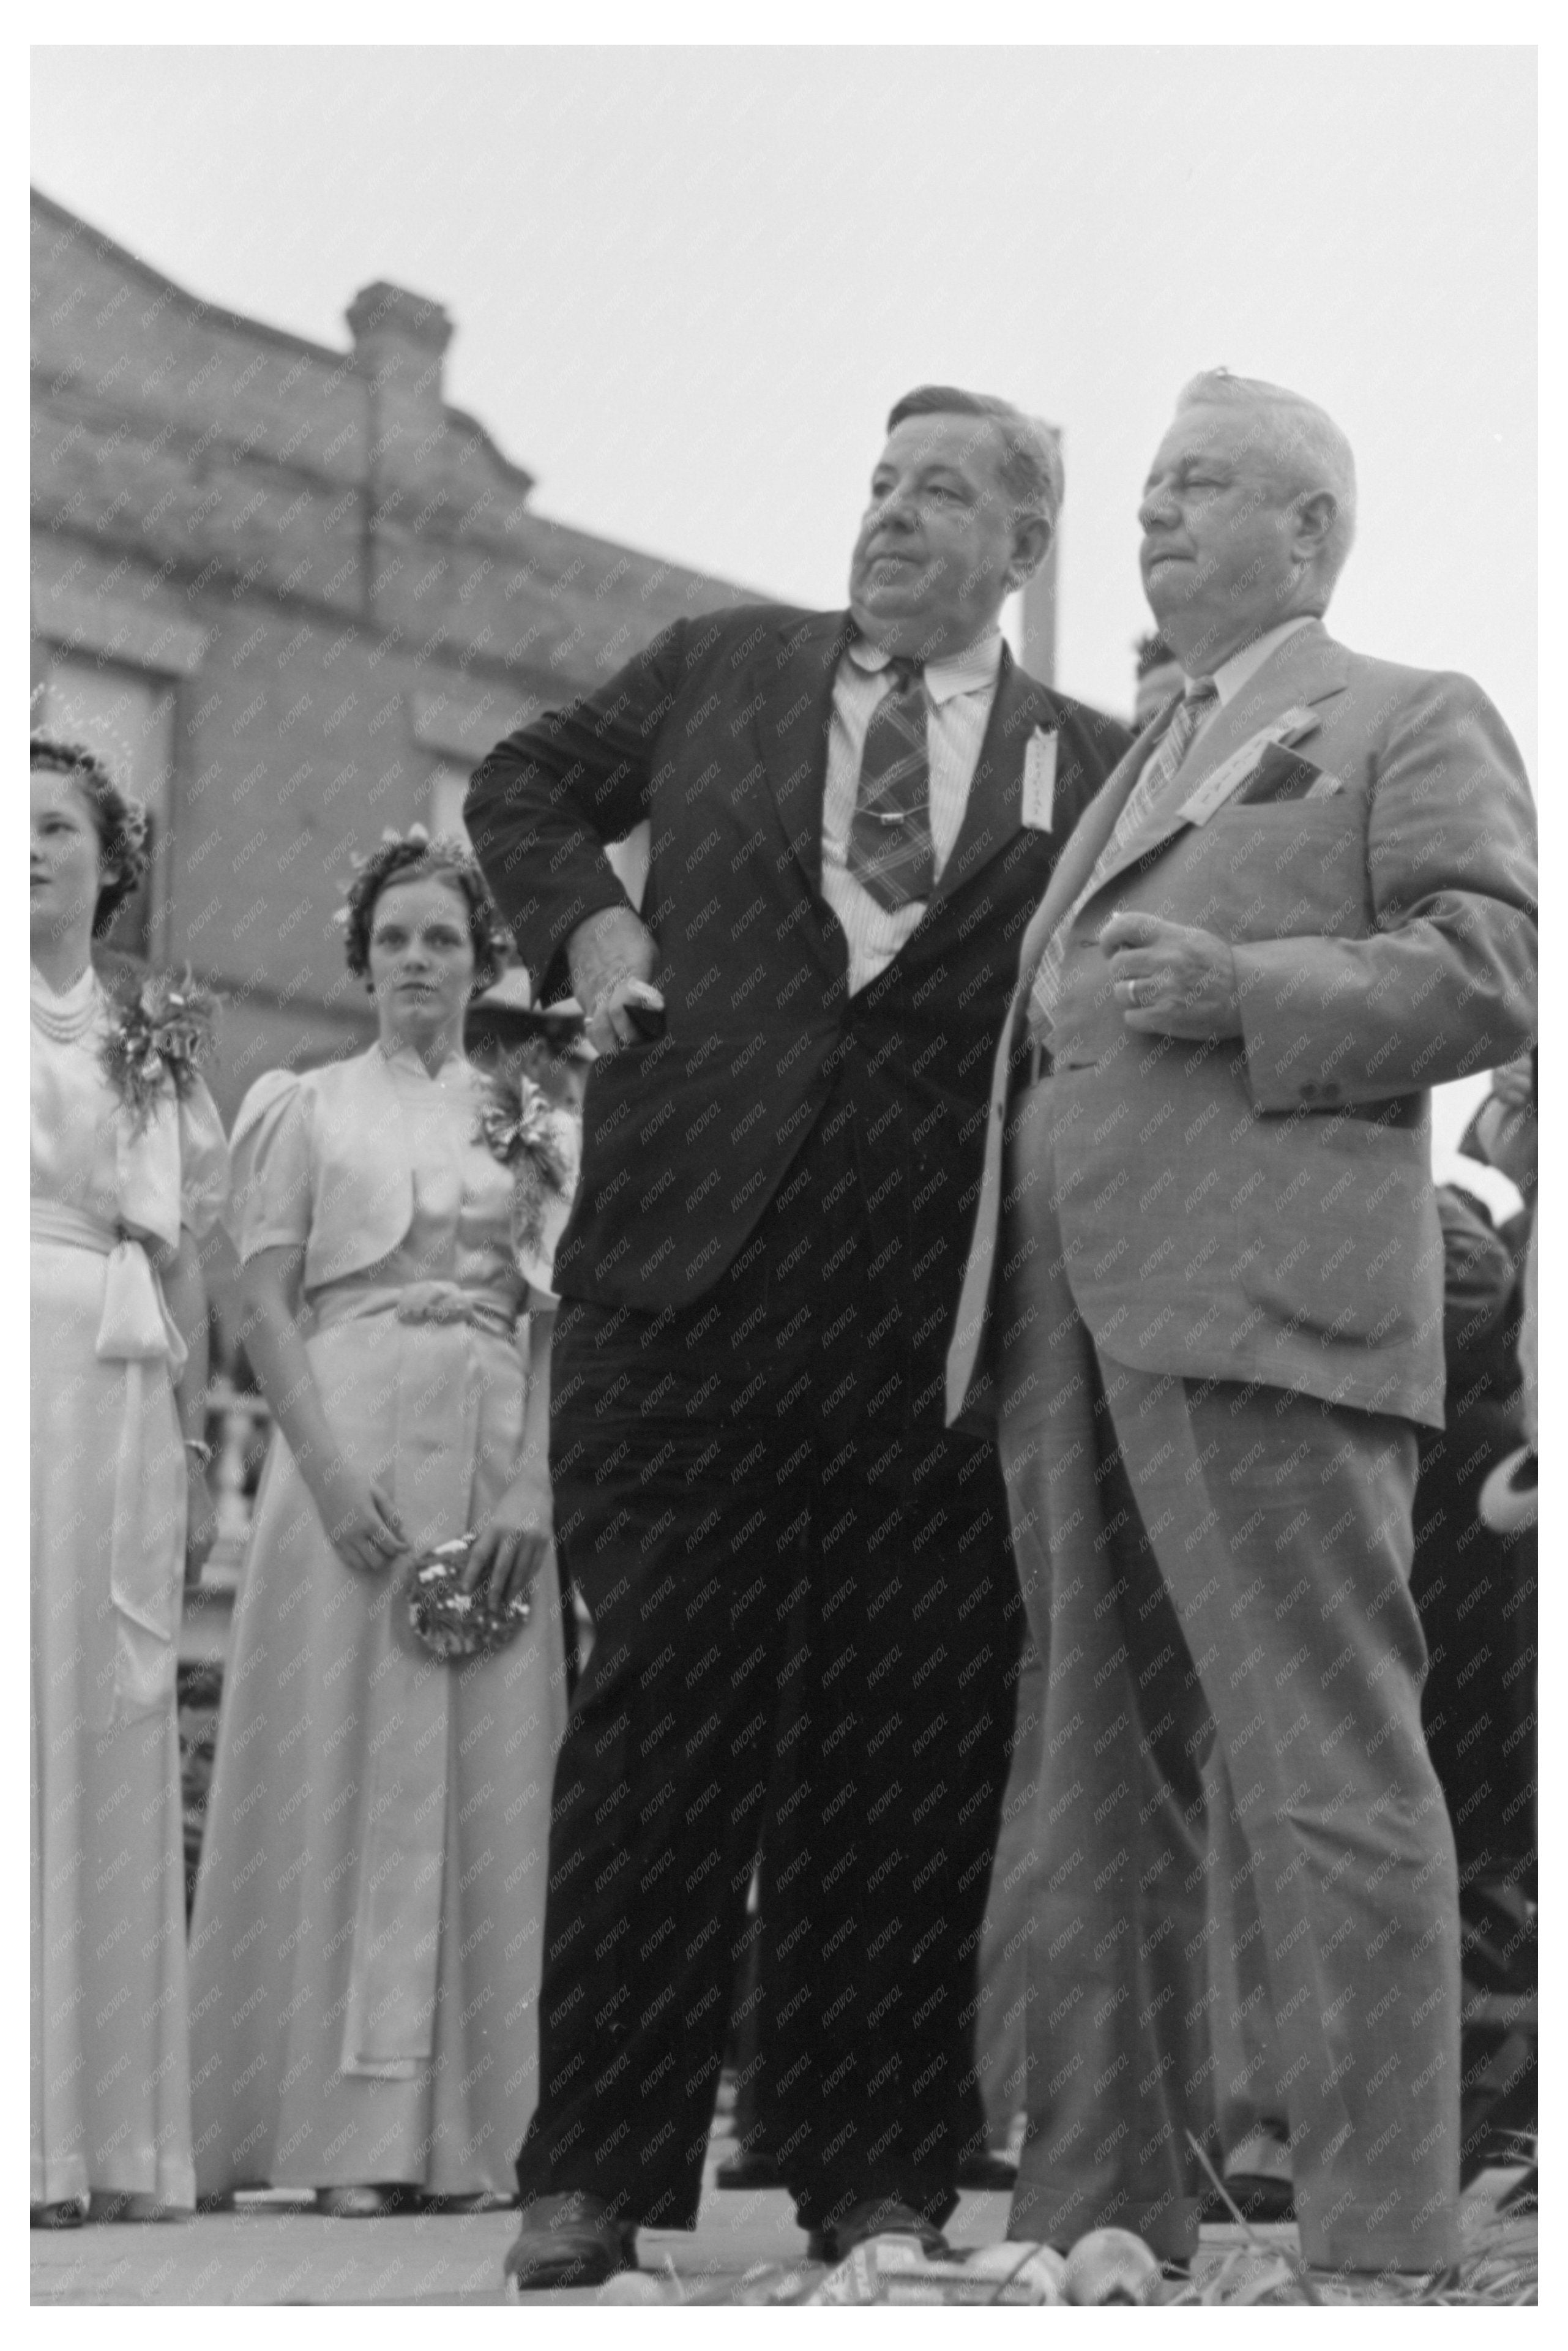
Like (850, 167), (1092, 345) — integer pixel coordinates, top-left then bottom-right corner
(1028, 676), (1217, 1042)
(847, 657), (935, 911)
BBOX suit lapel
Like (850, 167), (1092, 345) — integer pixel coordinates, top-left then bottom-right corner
(757, 610), (855, 897)
(1088, 621), (1350, 896)
(1009, 708), (1170, 995)
(925, 649), (1053, 912)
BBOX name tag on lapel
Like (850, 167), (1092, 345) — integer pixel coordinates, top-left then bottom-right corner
(1177, 706), (1318, 827)
(1021, 728), (1058, 831)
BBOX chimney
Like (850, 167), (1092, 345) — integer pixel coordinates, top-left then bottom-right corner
(346, 280), (454, 407)
(346, 280), (459, 559)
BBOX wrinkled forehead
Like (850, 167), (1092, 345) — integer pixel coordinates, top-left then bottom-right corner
(1146, 402), (1275, 487)
(876, 409), (1006, 485)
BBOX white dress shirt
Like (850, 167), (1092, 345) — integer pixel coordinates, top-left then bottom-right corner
(822, 629), (1004, 995)
(1187, 615), (1313, 738)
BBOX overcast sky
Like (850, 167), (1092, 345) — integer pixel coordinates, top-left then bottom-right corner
(29, 42), (1538, 1186)
(32, 43), (1535, 763)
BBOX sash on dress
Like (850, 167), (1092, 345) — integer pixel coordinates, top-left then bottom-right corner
(31, 1200), (187, 1731)
(316, 1277), (524, 2079)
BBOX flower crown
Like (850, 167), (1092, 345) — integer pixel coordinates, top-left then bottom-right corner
(335, 824), (512, 982)
(115, 796), (152, 861)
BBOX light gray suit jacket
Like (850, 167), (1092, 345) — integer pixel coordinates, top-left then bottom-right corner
(946, 621), (1537, 1432)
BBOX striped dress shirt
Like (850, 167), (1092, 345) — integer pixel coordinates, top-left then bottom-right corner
(822, 629), (1004, 995)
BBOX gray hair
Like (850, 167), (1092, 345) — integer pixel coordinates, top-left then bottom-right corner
(886, 384), (1064, 529)
(1176, 370), (1357, 592)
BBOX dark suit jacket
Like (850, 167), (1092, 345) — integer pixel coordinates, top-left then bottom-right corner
(468, 604), (1131, 1311)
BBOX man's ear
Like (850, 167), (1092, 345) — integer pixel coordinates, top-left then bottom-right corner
(1008, 512), (1053, 589)
(1290, 489), (1337, 567)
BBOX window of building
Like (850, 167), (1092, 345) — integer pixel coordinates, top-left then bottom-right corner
(42, 656), (176, 962)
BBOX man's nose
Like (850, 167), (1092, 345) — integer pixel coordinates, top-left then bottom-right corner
(872, 481), (918, 528)
(1138, 484), (1176, 532)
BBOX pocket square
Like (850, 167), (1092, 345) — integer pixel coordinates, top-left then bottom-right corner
(1232, 746), (1338, 805)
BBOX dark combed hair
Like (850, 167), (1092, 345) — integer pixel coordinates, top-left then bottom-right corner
(886, 385), (1064, 527)
(342, 833), (509, 990)
(30, 730), (149, 937)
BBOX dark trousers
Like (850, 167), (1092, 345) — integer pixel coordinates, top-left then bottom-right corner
(513, 1083), (1021, 2229)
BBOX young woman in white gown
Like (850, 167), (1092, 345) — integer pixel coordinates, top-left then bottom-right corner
(31, 734), (228, 2226)
(187, 832), (569, 2217)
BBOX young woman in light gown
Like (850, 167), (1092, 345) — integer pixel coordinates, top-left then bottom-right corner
(187, 832), (569, 2218)
(30, 734), (228, 2226)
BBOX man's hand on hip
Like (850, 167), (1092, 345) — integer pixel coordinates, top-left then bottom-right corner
(1100, 911), (1242, 1041)
(567, 905), (663, 1054)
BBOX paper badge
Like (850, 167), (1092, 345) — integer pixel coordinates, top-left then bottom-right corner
(1021, 728), (1058, 831)
(1177, 706), (1319, 827)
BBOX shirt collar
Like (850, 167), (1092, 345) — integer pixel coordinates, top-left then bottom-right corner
(377, 1036), (469, 1084)
(1197, 616), (1313, 709)
(849, 626), (1004, 706)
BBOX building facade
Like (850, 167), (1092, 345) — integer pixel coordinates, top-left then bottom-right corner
(31, 187), (756, 1122)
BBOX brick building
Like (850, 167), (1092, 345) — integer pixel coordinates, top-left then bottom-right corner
(30, 186), (757, 1120)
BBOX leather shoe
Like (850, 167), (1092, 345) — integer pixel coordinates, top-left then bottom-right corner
(957, 2150), (1019, 2191)
(504, 2191), (638, 2291)
(31, 2199), (89, 2230)
(807, 2196), (950, 2264)
(1199, 2172), (1296, 2224)
(714, 2148), (781, 2189)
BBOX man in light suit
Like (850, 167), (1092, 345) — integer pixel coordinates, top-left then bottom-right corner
(947, 371), (1536, 2281)
(469, 387), (1130, 2286)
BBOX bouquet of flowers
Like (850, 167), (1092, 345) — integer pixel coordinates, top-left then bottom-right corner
(100, 968), (219, 1129)
(400, 1534), (532, 1664)
(476, 1062), (580, 1286)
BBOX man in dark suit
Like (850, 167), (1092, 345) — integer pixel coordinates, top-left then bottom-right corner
(949, 370), (1536, 2282)
(467, 386), (1130, 2286)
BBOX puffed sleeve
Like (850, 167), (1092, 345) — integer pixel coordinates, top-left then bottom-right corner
(177, 1076), (232, 1240)
(225, 1069), (314, 1263)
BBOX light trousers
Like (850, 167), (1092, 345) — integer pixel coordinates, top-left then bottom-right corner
(993, 1077), (1460, 2271)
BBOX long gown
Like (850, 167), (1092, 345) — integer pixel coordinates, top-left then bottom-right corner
(187, 1041), (567, 2197)
(31, 963), (230, 2210)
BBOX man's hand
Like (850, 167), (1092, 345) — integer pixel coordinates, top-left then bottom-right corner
(567, 905), (663, 1055)
(1100, 911), (1242, 1041)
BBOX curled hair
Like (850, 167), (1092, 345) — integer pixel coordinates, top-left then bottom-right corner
(30, 731), (149, 936)
(886, 384), (1064, 529)
(342, 831), (509, 990)
(1175, 370), (1357, 594)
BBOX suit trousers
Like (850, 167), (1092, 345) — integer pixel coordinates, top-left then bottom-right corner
(993, 1077), (1460, 2271)
(514, 1074), (1022, 2229)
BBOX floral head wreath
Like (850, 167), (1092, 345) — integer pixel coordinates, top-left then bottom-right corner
(30, 732), (151, 933)
(336, 823), (511, 989)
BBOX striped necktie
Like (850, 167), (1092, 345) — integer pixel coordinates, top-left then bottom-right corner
(847, 657), (934, 911)
(1028, 676), (1217, 1042)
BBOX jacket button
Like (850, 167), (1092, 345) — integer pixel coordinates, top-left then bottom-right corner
(1301, 1080), (1321, 1100)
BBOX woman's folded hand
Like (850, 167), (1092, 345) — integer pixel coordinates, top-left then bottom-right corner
(463, 1469), (553, 1613)
(313, 1466), (408, 1577)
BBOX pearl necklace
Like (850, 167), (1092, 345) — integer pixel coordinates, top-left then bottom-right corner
(30, 970), (100, 1045)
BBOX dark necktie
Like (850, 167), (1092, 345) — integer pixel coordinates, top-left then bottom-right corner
(847, 657), (934, 912)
